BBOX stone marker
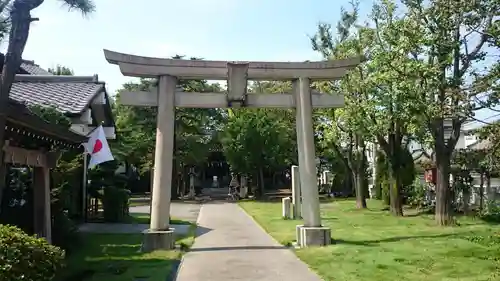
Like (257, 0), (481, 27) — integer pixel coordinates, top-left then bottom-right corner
(291, 165), (301, 219)
(282, 197), (292, 219)
(188, 174), (195, 198)
(322, 170), (332, 185)
(296, 225), (303, 247)
(240, 175), (248, 198)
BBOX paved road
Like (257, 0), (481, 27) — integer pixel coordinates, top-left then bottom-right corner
(174, 202), (322, 281)
(78, 202), (201, 235)
(130, 202), (202, 223)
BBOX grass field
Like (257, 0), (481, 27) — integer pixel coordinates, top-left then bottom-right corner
(240, 199), (500, 281)
(57, 225), (196, 281)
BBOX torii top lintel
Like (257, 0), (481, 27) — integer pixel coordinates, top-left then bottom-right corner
(103, 49), (363, 80)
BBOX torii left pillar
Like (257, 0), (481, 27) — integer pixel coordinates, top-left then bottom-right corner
(142, 75), (176, 252)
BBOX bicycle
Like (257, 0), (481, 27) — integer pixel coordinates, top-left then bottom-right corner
(227, 186), (240, 201)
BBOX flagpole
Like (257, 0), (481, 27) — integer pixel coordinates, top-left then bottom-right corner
(81, 124), (114, 221)
(82, 145), (88, 222)
(81, 124), (101, 221)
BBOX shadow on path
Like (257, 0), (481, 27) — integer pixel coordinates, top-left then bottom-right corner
(189, 245), (287, 252)
(195, 225), (213, 237)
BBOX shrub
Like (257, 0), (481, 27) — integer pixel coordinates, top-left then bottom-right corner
(406, 177), (427, 208)
(51, 211), (81, 255)
(0, 224), (65, 281)
(50, 183), (81, 254)
(480, 200), (500, 223)
(102, 186), (130, 222)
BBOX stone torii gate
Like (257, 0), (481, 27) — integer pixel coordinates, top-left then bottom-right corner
(104, 49), (362, 250)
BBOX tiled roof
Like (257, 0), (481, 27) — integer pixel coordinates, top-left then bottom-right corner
(9, 75), (104, 114)
(6, 99), (86, 145)
(20, 60), (53, 75)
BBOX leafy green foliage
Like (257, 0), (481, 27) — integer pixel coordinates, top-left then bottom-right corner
(406, 177), (427, 208)
(220, 81), (297, 193)
(102, 186), (130, 222)
(112, 77), (223, 173)
(0, 224), (65, 281)
(221, 108), (295, 174)
(28, 105), (71, 128)
(47, 65), (74, 75)
(311, 0), (500, 222)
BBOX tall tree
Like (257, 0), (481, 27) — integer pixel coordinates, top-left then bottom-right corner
(311, 3), (371, 209)
(374, 0), (500, 225)
(311, 1), (420, 214)
(0, 0), (95, 208)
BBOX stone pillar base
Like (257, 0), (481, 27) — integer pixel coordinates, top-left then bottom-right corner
(296, 225), (331, 247)
(295, 225), (303, 246)
(141, 228), (175, 252)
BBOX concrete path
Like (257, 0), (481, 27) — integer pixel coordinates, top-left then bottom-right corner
(175, 202), (322, 281)
(130, 202), (202, 223)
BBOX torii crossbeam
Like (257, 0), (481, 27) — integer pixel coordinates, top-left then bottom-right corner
(104, 49), (362, 251)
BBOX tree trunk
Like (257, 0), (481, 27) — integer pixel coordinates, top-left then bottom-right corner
(355, 170), (367, 208)
(382, 180), (390, 206)
(435, 154), (453, 225)
(462, 189), (470, 215)
(0, 1), (42, 209)
(362, 151), (369, 199)
(259, 167), (265, 197)
(383, 132), (403, 216)
(479, 172), (484, 212)
(486, 174), (491, 210)
(388, 167), (403, 216)
(351, 133), (367, 208)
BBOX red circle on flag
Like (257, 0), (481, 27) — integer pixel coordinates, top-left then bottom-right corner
(92, 139), (103, 154)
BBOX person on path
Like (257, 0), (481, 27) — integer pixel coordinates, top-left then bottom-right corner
(229, 173), (240, 198)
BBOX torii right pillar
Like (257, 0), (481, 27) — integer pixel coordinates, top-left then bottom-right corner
(295, 77), (331, 247)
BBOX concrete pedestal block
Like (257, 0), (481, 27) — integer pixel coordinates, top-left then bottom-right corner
(282, 197), (292, 219)
(141, 228), (175, 252)
(295, 225), (304, 246)
(299, 226), (331, 247)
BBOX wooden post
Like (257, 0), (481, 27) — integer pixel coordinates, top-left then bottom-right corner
(33, 166), (51, 243)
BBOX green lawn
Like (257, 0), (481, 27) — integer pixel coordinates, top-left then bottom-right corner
(57, 225), (196, 281)
(239, 199), (500, 281)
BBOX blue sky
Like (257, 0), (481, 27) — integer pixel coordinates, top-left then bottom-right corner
(14, 0), (500, 127)
(22, 0), (367, 92)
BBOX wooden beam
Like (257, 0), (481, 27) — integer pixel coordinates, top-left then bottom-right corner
(3, 145), (48, 167)
(104, 49), (363, 80)
(118, 91), (344, 108)
(1, 145), (61, 168)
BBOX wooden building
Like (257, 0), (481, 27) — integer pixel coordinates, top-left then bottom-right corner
(0, 99), (85, 243)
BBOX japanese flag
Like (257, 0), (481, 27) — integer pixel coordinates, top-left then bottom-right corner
(85, 125), (114, 169)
